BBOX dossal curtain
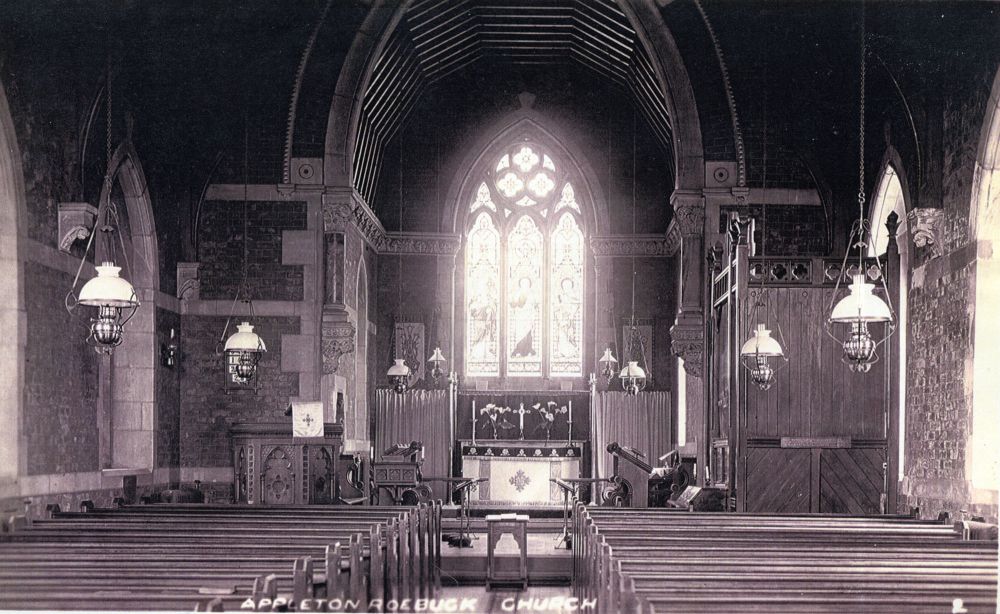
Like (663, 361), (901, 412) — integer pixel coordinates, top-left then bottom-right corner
(374, 389), (451, 500)
(593, 391), (672, 485)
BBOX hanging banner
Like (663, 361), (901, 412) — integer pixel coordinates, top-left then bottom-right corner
(394, 322), (425, 383)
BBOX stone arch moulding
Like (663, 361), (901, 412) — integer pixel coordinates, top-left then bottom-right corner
(317, 0), (707, 195)
(442, 114), (609, 236)
(97, 141), (160, 471)
(0, 78), (28, 481)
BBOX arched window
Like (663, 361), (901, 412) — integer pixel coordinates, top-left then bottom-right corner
(869, 163), (908, 483)
(464, 142), (585, 379)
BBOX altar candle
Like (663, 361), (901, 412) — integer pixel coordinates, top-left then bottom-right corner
(519, 404), (524, 432)
(472, 399), (477, 445)
(568, 400), (573, 442)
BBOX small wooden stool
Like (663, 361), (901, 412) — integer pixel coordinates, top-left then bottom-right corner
(485, 513), (529, 590)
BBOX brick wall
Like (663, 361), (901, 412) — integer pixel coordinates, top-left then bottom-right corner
(197, 200), (306, 301)
(178, 315), (300, 468)
(719, 204), (830, 256)
(23, 261), (99, 475)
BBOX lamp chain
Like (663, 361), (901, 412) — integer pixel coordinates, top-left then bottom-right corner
(857, 4), (867, 272)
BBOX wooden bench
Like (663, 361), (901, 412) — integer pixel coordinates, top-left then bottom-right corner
(0, 502), (442, 611)
(572, 503), (998, 614)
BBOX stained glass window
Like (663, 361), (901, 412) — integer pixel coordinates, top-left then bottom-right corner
(507, 216), (544, 376)
(550, 213), (584, 376)
(466, 213), (501, 376)
(464, 141), (586, 379)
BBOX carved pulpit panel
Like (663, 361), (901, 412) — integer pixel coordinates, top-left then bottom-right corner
(262, 446), (295, 504)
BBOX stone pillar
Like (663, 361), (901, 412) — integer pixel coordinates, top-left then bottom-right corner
(669, 191), (706, 380)
(320, 192), (357, 428)
(669, 191), (706, 464)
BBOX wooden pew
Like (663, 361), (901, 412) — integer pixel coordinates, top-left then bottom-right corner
(0, 501), (442, 611)
(572, 503), (998, 614)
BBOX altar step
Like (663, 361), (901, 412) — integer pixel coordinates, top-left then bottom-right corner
(440, 504), (568, 520)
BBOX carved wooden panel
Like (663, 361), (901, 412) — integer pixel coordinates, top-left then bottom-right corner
(236, 446), (247, 503)
(310, 446), (335, 504)
(819, 447), (885, 515)
(262, 446), (295, 505)
(745, 447), (810, 513)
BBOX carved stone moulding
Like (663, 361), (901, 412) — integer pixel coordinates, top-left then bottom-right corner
(321, 316), (356, 375)
(907, 207), (945, 258)
(670, 192), (706, 237)
(382, 232), (462, 256)
(58, 202), (98, 253)
(590, 234), (678, 257)
(670, 311), (704, 378)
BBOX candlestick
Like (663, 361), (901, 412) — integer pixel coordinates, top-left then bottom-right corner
(472, 399), (477, 445)
(568, 400), (573, 443)
(518, 403), (525, 440)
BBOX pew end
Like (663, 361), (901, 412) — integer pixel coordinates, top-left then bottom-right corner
(955, 520), (999, 541)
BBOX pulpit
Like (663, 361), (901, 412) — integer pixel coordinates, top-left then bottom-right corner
(231, 422), (343, 505)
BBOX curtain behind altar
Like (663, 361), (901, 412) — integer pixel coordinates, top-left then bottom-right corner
(375, 389), (451, 500)
(593, 391), (672, 484)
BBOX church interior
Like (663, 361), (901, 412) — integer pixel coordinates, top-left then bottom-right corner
(0, 0), (998, 612)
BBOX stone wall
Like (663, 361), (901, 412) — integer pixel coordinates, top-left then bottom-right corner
(156, 307), (181, 468)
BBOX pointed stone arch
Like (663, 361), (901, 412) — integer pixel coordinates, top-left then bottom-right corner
(96, 141), (159, 470)
(0, 79), (27, 481)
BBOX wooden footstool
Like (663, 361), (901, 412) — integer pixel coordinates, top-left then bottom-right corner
(485, 513), (529, 590)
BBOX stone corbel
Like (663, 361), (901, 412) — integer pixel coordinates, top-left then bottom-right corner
(907, 208), (945, 258)
(57, 202), (98, 253)
(321, 312), (356, 375)
(176, 262), (200, 301)
(670, 311), (704, 378)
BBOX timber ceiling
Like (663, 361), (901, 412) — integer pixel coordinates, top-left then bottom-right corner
(353, 0), (673, 205)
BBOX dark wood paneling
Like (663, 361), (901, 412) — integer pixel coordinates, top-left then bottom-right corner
(745, 447), (811, 513)
(819, 447), (885, 515)
(744, 287), (887, 440)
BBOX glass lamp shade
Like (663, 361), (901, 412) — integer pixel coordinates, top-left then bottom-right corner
(224, 322), (265, 384)
(78, 263), (139, 308)
(740, 324), (784, 358)
(599, 347), (619, 383)
(428, 347), (446, 380)
(224, 322), (267, 353)
(830, 274), (892, 323)
(619, 360), (647, 395)
(387, 358), (411, 394)
(740, 324), (784, 391)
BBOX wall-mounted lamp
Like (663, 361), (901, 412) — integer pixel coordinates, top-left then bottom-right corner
(161, 328), (178, 368)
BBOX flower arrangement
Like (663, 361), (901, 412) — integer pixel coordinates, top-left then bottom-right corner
(531, 401), (568, 441)
(479, 403), (515, 439)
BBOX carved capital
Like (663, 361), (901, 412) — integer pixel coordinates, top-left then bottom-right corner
(321, 314), (356, 375)
(670, 194), (706, 237)
(590, 234), (679, 257)
(176, 262), (200, 301)
(907, 207), (945, 258)
(670, 311), (704, 378)
(322, 202), (354, 233)
(57, 202), (98, 253)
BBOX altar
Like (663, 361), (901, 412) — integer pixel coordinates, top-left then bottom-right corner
(459, 440), (585, 507)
